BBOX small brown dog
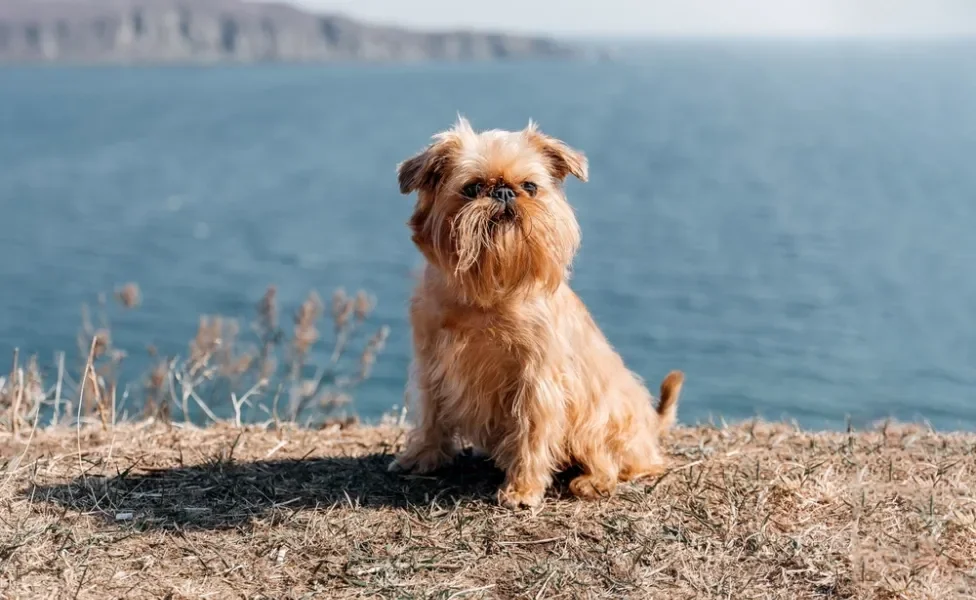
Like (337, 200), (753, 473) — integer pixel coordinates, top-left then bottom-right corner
(390, 117), (684, 508)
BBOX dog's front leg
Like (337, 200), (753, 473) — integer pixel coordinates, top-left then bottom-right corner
(496, 377), (564, 509)
(389, 371), (456, 474)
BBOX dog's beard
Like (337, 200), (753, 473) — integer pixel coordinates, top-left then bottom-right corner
(451, 201), (518, 273)
(441, 200), (574, 302)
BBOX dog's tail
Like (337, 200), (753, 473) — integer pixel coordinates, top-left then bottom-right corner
(656, 370), (684, 434)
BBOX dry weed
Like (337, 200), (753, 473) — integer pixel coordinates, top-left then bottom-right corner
(0, 282), (388, 434)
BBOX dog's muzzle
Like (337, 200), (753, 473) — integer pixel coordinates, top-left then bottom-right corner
(490, 184), (517, 206)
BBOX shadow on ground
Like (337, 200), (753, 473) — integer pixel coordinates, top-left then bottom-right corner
(25, 450), (582, 531)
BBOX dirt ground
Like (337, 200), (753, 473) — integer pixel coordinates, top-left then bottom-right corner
(1, 421), (974, 599)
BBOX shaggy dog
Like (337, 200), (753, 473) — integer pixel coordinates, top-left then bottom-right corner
(390, 117), (684, 508)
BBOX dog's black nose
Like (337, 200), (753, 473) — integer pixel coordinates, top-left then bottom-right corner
(491, 185), (517, 204)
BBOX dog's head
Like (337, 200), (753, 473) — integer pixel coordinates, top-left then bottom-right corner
(398, 117), (587, 305)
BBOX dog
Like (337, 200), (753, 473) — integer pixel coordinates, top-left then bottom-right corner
(390, 117), (684, 508)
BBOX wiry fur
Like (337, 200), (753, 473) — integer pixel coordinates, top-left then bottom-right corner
(391, 117), (685, 508)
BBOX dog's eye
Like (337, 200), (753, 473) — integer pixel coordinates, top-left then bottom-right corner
(521, 182), (538, 196)
(462, 182), (483, 198)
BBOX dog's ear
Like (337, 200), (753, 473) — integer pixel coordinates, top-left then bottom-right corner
(525, 120), (588, 183)
(398, 120), (470, 194)
(398, 145), (445, 194)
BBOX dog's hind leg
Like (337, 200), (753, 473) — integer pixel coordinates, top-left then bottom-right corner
(569, 444), (620, 500)
(618, 373), (683, 482)
(618, 439), (668, 482)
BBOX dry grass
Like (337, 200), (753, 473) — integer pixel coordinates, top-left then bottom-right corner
(0, 282), (390, 433)
(1, 421), (974, 599)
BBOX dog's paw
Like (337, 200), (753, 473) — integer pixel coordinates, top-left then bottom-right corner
(497, 484), (545, 509)
(388, 448), (454, 475)
(619, 459), (668, 483)
(569, 475), (616, 500)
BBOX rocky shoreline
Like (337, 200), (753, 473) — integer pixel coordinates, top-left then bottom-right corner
(0, 0), (579, 64)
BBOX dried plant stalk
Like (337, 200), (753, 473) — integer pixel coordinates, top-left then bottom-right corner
(3, 279), (389, 431)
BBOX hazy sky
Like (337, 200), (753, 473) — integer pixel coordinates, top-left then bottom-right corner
(293, 0), (976, 37)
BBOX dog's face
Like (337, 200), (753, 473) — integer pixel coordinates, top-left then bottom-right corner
(398, 118), (588, 305)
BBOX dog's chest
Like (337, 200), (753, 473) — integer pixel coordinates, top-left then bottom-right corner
(428, 326), (522, 445)
(427, 314), (533, 419)
(435, 320), (521, 386)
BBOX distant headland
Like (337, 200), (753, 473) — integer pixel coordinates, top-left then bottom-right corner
(0, 0), (581, 64)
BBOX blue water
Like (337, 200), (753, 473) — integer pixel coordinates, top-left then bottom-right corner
(2, 41), (976, 430)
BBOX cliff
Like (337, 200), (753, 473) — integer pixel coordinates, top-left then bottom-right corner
(0, 0), (578, 64)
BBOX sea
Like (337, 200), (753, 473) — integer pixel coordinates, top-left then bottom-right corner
(2, 40), (975, 430)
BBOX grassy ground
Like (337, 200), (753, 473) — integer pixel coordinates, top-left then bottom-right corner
(1, 421), (974, 599)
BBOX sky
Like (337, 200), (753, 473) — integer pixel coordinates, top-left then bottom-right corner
(292, 0), (976, 37)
